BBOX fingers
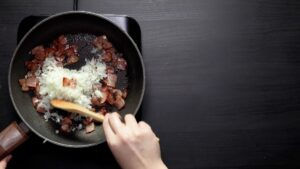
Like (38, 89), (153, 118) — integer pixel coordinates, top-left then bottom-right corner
(0, 155), (12, 169)
(107, 112), (124, 134)
(103, 113), (157, 144)
(103, 114), (117, 143)
(124, 114), (138, 129)
(138, 121), (151, 131)
(138, 121), (160, 141)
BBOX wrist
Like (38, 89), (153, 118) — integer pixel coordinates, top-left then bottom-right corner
(150, 160), (167, 169)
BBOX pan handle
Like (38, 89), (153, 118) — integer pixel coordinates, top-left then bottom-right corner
(0, 121), (29, 159)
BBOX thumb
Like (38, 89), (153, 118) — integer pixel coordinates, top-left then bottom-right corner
(0, 155), (12, 169)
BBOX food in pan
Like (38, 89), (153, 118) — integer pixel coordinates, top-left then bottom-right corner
(18, 34), (128, 134)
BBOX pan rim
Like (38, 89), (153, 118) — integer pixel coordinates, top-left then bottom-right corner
(8, 11), (145, 148)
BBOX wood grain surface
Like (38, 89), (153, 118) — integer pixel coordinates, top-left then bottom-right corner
(1, 0), (300, 168)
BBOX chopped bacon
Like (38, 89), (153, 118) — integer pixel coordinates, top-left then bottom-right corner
(101, 78), (108, 87)
(25, 59), (40, 72)
(54, 49), (64, 58)
(36, 105), (46, 113)
(122, 89), (128, 99)
(106, 66), (115, 74)
(31, 46), (46, 61)
(21, 34), (129, 134)
(35, 82), (41, 98)
(58, 35), (67, 45)
(83, 117), (93, 125)
(60, 117), (73, 132)
(66, 54), (79, 65)
(114, 96), (125, 110)
(93, 35), (107, 49)
(93, 35), (112, 49)
(62, 77), (69, 86)
(112, 89), (125, 109)
(19, 79), (29, 91)
(111, 53), (118, 64)
(102, 51), (112, 62)
(100, 90), (108, 104)
(93, 38), (102, 49)
(112, 89), (123, 97)
(106, 89), (125, 110)
(45, 47), (56, 57)
(93, 89), (109, 105)
(107, 73), (117, 88)
(25, 76), (37, 88)
(65, 46), (76, 57)
(60, 117), (72, 133)
(91, 96), (101, 106)
(108, 46), (116, 52)
(62, 117), (72, 125)
(31, 97), (40, 107)
(92, 83), (102, 91)
(98, 107), (107, 115)
(55, 55), (65, 63)
(91, 88), (108, 105)
(101, 86), (108, 92)
(106, 92), (115, 105)
(31, 45), (44, 55)
(117, 57), (127, 70)
(62, 77), (77, 88)
(85, 122), (95, 133)
(102, 41), (112, 49)
(60, 124), (70, 133)
(19, 78), (25, 86)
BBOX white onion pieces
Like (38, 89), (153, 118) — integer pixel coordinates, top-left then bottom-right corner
(36, 57), (106, 110)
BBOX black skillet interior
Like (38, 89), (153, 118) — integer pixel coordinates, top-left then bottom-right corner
(9, 11), (145, 148)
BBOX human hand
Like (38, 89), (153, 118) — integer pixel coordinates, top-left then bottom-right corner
(103, 113), (167, 169)
(0, 155), (12, 169)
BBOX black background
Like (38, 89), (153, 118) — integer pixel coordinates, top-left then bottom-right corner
(1, 0), (300, 169)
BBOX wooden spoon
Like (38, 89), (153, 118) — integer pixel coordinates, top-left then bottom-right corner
(50, 99), (104, 122)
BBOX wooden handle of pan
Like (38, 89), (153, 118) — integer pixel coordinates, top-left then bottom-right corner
(0, 121), (29, 160)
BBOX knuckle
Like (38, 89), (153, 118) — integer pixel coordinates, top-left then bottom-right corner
(124, 114), (132, 119)
(124, 114), (134, 122)
(124, 114), (130, 121)
(134, 130), (143, 138)
(108, 139), (120, 148)
(119, 133), (131, 144)
(139, 121), (151, 130)
(135, 128), (151, 139)
(111, 112), (119, 118)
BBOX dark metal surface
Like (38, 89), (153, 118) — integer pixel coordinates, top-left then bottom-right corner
(9, 11), (145, 148)
(17, 15), (142, 51)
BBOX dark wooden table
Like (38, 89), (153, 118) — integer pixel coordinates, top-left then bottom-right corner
(1, 0), (300, 168)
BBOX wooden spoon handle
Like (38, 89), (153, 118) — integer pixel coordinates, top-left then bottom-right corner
(51, 99), (104, 122)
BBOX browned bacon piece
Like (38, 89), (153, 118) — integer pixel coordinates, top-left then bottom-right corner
(31, 45), (46, 61)
(25, 76), (38, 88)
(19, 79), (29, 91)
(62, 77), (77, 88)
(106, 73), (117, 88)
(60, 117), (72, 133)
(117, 57), (127, 70)
(85, 122), (95, 133)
